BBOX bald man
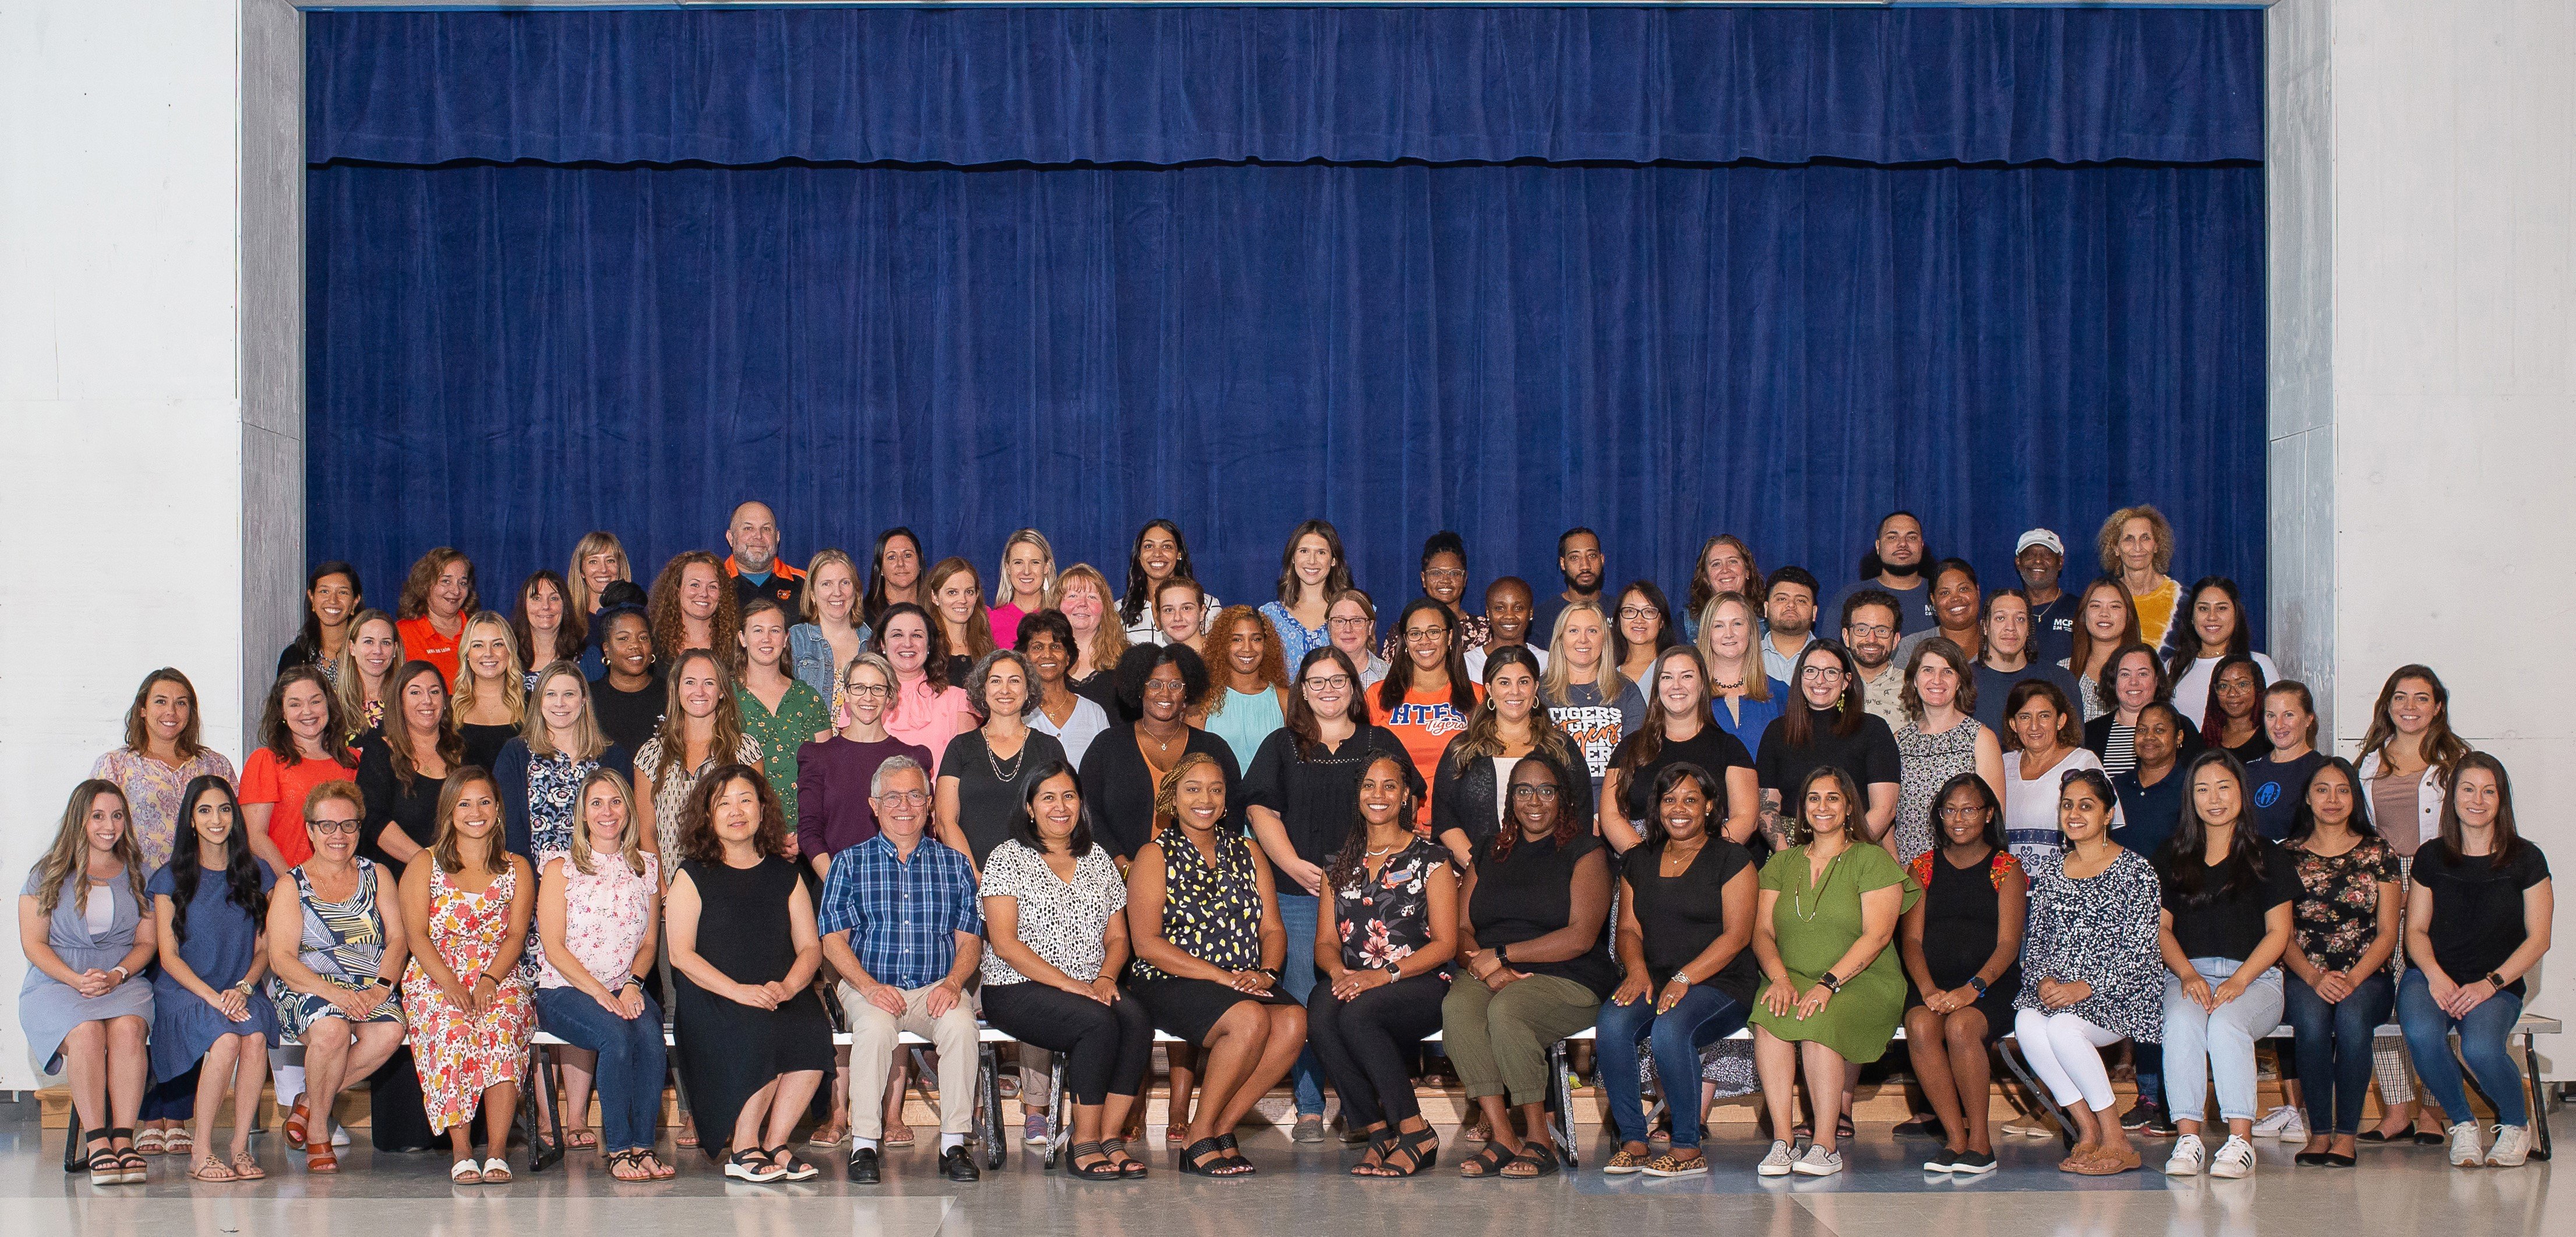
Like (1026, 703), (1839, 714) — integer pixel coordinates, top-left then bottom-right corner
(724, 500), (805, 611)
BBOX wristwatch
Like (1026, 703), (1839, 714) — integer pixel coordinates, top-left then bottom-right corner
(1818, 971), (1844, 993)
(2486, 971), (2508, 989)
(1382, 961), (1404, 981)
(1492, 944), (1511, 968)
(1967, 975), (1989, 996)
(235, 979), (257, 995)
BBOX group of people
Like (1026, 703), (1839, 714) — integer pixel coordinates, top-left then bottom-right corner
(26, 502), (2550, 1187)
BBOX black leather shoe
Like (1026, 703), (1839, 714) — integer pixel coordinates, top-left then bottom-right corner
(846, 1147), (881, 1184)
(940, 1146), (982, 1182)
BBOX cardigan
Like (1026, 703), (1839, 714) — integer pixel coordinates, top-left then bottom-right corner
(1074, 724), (1243, 861)
(1428, 730), (1593, 854)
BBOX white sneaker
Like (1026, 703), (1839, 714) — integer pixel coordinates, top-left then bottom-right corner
(2486, 1124), (2531, 1168)
(1757, 1140), (1797, 1177)
(2251, 1105), (2299, 1138)
(1792, 1144), (1844, 1176)
(2446, 1121), (2486, 1167)
(2208, 1136), (2256, 1179)
(2162, 1133), (2206, 1176)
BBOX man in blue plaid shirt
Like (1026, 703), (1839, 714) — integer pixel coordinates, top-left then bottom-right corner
(816, 755), (986, 1184)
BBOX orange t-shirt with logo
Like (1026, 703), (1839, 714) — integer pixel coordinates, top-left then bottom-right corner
(1383, 682), (1483, 823)
(396, 615), (465, 685)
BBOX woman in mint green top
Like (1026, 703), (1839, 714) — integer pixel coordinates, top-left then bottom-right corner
(1748, 765), (1919, 1176)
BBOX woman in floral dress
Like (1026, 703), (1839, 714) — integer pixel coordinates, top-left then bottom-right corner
(397, 769), (535, 1183)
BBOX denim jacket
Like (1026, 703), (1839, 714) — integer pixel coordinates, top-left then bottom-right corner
(788, 622), (870, 711)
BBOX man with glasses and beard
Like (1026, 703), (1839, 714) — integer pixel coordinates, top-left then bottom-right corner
(1841, 592), (1908, 730)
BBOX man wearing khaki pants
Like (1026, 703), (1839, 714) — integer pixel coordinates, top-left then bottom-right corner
(816, 756), (986, 1184)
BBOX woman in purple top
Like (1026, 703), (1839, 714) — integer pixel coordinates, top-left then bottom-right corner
(795, 653), (933, 880)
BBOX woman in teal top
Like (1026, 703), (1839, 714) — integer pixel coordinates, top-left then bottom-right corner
(1748, 764), (1918, 1179)
(1197, 607), (1290, 773)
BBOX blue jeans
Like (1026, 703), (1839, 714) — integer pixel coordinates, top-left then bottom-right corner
(1274, 893), (1326, 1117)
(1594, 984), (1748, 1150)
(2284, 970), (2394, 1136)
(2397, 968), (2527, 1127)
(534, 985), (668, 1154)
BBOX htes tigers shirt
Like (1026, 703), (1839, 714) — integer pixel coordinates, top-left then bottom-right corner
(1548, 679), (1646, 791)
(1384, 683), (1483, 822)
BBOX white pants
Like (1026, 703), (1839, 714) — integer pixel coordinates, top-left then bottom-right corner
(2015, 1008), (2125, 1113)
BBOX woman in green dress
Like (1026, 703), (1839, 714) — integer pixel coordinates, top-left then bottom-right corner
(1749, 764), (1918, 1179)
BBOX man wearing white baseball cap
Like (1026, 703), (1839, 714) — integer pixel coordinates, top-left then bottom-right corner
(2014, 528), (2077, 669)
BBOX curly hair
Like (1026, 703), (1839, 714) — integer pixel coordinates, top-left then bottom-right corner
(647, 551), (742, 673)
(676, 763), (791, 865)
(1116, 642), (1209, 716)
(1197, 605), (1286, 721)
(397, 547), (479, 622)
(2097, 505), (2176, 576)
(965, 649), (1040, 721)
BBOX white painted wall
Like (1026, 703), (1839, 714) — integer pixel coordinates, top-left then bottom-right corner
(2325, 0), (2576, 1044)
(0, 1), (255, 1089)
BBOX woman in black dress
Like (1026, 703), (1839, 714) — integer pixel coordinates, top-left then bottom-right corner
(665, 763), (833, 1183)
(354, 661), (457, 871)
(1126, 752), (1304, 1178)
(1897, 773), (2027, 1175)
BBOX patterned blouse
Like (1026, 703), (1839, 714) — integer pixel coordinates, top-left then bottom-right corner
(524, 749), (609, 861)
(2014, 847), (2165, 1044)
(1331, 836), (1450, 975)
(538, 850), (658, 991)
(736, 681), (830, 822)
(1258, 601), (1332, 676)
(91, 746), (239, 873)
(1892, 718), (1985, 865)
(978, 839), (1128, 987)
(2289, 837), (2401, 974)
(1131, 826), (1268, 983)
(634, 732), (766, 863)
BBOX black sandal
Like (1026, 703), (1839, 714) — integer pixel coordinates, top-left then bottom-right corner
(1177, 1137), (1236, 1177)
(110, 1127), (146, 1179)
(1501, 1141), (1559, 1179)
(1377, 1127), (1439, 1178)
(1459, 1144), (1513, 1178)
(84, 1129), (120, 1187)
(1100, 1137), (1146, 1178)
(1064, 1140), (1123, 1180)
(1212, 1132), (1254, 1173)
(763, 1146), (819, 1182)
(1351, 1129), (1398, 1177)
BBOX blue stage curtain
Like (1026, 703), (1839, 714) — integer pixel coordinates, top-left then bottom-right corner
(306, 158), (2266, 616)
(306, 7), (2261, 168)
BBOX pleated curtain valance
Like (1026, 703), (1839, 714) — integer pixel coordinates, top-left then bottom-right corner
(305, 6), (2264, 170)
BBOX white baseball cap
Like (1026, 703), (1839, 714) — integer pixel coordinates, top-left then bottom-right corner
(2015, 528), (2064, 556)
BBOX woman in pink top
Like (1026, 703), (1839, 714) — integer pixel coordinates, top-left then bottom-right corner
(989, 530), (1057, 651)
(876, 603), (976, 774)
(534, 769), (671, 1180)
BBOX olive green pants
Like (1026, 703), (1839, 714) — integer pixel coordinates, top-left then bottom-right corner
(1441, 974), (1600, 1106)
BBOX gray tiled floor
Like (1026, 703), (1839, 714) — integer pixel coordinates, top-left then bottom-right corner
(5, 1105), (2556, 1237)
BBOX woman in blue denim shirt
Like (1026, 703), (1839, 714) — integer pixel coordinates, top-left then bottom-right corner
(788, 550), (870, 719)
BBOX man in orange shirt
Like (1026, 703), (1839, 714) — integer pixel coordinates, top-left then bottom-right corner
(724, 499), (805, 611)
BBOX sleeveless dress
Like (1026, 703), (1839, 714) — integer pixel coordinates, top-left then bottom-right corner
(1903, 848), (2025, 1042)
(670, 856), (834, 1159)
(16, 866), (156, 1075)
(271, 859), (405, 1041)
(1129, 826), (1296, 1043)
(1893, 717), (1986, 864)
(400, 862), (535, 1133)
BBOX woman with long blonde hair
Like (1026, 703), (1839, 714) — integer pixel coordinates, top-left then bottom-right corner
(567, 531), (632, 621)
(451, 611), (527, 770)
(990, 529), (1059, 647)
(535, 768), (672, 1180)
(19, 780), (156, 1185)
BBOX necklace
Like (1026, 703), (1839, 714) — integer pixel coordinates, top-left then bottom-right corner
(984, 735), (1027, 784)
(1791, 845), (1846, 922)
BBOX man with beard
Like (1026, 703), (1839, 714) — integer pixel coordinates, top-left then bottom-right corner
(1760, 566), (1820, 683)
(2014, 528), (2077, 669)
(1532, 526), (1604, 649)
(724, 499), (805, 611)
(1465, 576), (1547, 680)
(1841, 591), (1908, 729)
(1826, 512), (1933, 635)
(1970, 588), (2085, 732)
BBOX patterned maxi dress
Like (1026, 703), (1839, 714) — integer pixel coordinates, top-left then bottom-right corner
(400, 862), (534, 1133)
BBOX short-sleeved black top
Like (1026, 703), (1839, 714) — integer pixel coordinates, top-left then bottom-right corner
(2157, 834), (2299, 961)
(1620, 838), (1758, 1003)
(2415, 841), (2552, 996)
(1608, 727), (1755, 828)
(1753, 708), (1903, 809)
(1466, 831), (1618, 998)
(939, 728), (1069, 867)
(1240, 725), (1422, 892)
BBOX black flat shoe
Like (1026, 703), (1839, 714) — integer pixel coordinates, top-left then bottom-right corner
(939, 1146), (981, 1182)
(845, 1147), (880, 1184)
(1892, 1115), (1943, 1139)
(2324, 1152), (2357, 1167)
(2293, 1151), (2332, 1167)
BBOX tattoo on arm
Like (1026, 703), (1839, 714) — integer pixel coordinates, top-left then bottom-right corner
(1759, 789), (1788, 850)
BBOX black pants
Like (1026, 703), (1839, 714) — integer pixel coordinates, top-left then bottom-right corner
(982, 981), (1153, 1107)
(1307, 974), (1447, 1128)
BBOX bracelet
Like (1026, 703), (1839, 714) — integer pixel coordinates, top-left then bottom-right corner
(476, 971), (499, 985)
(109, 965), (129, 981)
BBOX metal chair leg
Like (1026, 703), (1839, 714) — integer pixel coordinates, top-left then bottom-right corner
(523, 1041), (568, 1172)
(2521, 1031), (2553, 1161)
(1995, 1036), (2076, 1150)
(1548, 1039), (1580, 1169)
(978, 1042), (1005, 1169)
(1045, 1056), (1069, 1170)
